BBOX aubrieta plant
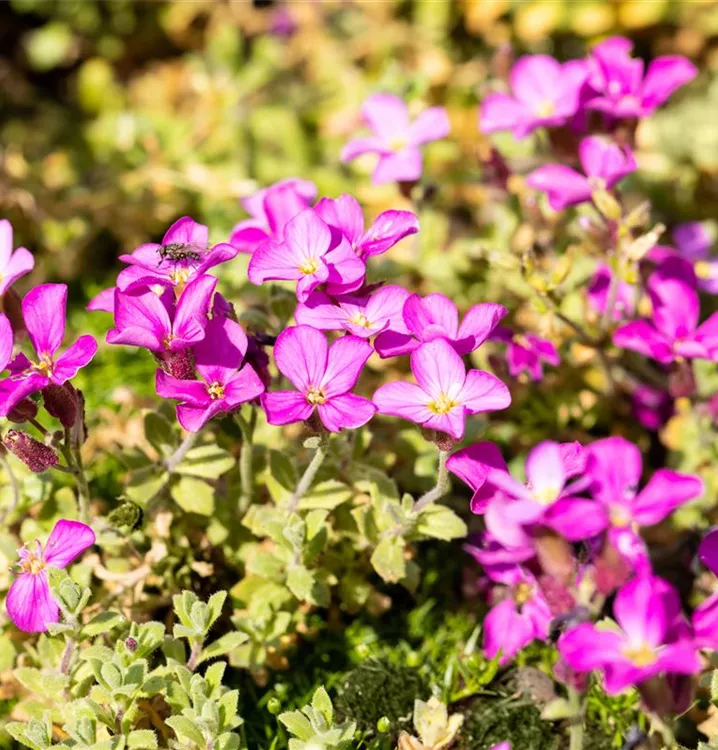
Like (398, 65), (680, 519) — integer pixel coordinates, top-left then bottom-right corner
(3, 28), (718, 750)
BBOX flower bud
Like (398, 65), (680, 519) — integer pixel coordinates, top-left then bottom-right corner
(7, 398), (38, 424)
(267, 697), (281, 716)
(245, 335), (272, 391)
(124, 637), (138, 653)
(3, 430), (58, 473)
(154, 349), (196, 380)
(43, 383), (79, 428)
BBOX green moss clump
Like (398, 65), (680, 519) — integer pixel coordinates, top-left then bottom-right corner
(459, 697), (560, 750)
(333, 658), (428, 735)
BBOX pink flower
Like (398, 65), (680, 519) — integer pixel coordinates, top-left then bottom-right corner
(489, 744), (511, 750)
(156, 316), (265, 432)
(526, 136), (636, 211)
(7, 519), (95, 633)
(492, 327), (560, 381)
(87, 287), (116, 314)
(229, 178), (317, 254)
(446, 440), (508, 514)
(374, 292), (507, 358)
(262, 326), (376, 432)
(0, 220), (34, 296)
(558, 575), (701, 695)
(480, 55), (589, 138)
(0, 285), (97, 416)
(314, 194), (419, 259)
(614, 273), (718, 364)
(295, 286), (410, 338)
(587, 264), (636, 321)
(248, 208), (366, 302)
(372, 338), (511, 440)
(482, 564), (552, 665)
(117, 216), (238, 292)
(107, 275), (217, 352)
(631, 384), (673, 431)
(341, 93), (450, 184)
(586, 36), (697, 120)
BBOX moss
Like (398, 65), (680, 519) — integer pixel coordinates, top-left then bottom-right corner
(333, 658), (428, 735)
(458, 696), (560, 750)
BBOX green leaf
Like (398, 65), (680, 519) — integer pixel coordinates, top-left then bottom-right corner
(415, 505), (468, 541)
(207, 591), (227, 628)
(371, 537), (407, 583)
(166, 716), (206, 747)
(197, 632), (249, 666)
(125, 470), (169, 506)
(127, 730), (158, 750)
(286, 566), (316, 603)
(311, 687), (333, 724)
(171, 476), (215, 516)
(144, 412), (176, 457)
(176, 445), (235, 479)
(278, 711), (313, 741)
(82, 611), (126, 638)
(265, 451), (297, 501)
(299, 480), (353, 510)
(14, 668), (68, 698)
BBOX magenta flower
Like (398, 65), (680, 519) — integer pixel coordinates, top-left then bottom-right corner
(314, 194), (419, 259)
(156, 316), (264, 432)
(295, 285), (410, 338)
(490, 745), (511, 750)
(698, 528), (718, 578)
(526, 136), (636, 211)
(587, 264), (636, 321)
(248, 208), (365, 302)
(372, 338), (511, 440)
(668, 222), (718, 294)
(262, 325), (376, 432)
(446, 440), (508, 513)
(117, 216), (238, 292)
(6, 519), (95, 633)
(107, 274), (216, 352)
(631, 384), (673, 431)
(0, 285), (97, 416)
(374, 292), (507, 359)
(0, 220), (34, 296)
(480, 55), (588, 139)
(229, 178), (317, 254)
(614, 274), (718, 364)
(87, 287), (116, 314)
(492, 327), (559, 381)
(586, 36), (697, 120)
(341, 93), (450, 184)
(558, 575), (701, 695)
(482, 563), (552, 665)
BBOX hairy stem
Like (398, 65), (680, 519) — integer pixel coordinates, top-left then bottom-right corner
(187, 640), (203, 672)
(413, 450), (450, 513)
(164, 431), (197, 473)
(288, 438), (328, 514)
(59, 635), (76, 676)
(27, 417), (48, 436)
(236, 412), (256, 515)
(568, 686), (584, 750)
(61, 428), (91, 523)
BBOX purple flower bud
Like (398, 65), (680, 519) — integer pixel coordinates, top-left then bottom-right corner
(154, 349), (196, 380)
(7, 398), (38, 424)
(3, 430), (58, 473)
(125, 637), (138, 653)
(43, 383), (79, 429)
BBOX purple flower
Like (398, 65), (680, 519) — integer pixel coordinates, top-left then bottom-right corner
(0, 285), (97, 416)
(341, 93), (450, 184)
(375, 292), (507, 358)
(614, 274), (718, 363)
(262, 325), (376, 432)
(480, 55), (589, 138)
(107, 275), (216, 352)
(698, 528), (718, 578)
(372, 338), (511, 440)
(248, 208), (366, 302)
(482, 563), (552, 665)
(587, 264), (636, 321)
(489, 745), (511, 750)
(295, 285), (410, 338)
(586, 36), (697, 120)
(692, 591), (718, 650)
(87, 287), (116, 314)
(6, 519), (95, 633)
(0, 220), (34, 296)
(631, 384), (673, 431)
(229, 178), (317, 254)
(314, 194), (419, 259)
(492, 327), (560, 381)
(669, 222), (718, 294)
(117, 216), (238, 293)
(526, 136), (636, 211)
(447, 441), (508, 513)
(558, 575), (701, 695)
(156, 316), (265, 432)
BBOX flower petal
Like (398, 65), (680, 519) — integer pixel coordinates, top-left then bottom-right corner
(373, 381), (432, 423)
(356, 211), (419, 257)
(193, 316), (248, 385)
(372, 148), (422, 184)
(52, 336), (98, 383)
(222, 365), (266, 408)
(320, 335), (372, 397)
(23, 284), (67, 358)
(613, 575), (668, 647)
(586, 436), (642, 505)
(558, 623), (624, 671)
(403, 292), (459, 340)
(247, 239), (303, 285)
(641, 56), (697, 110)
(172, 274), (217, 344)
(274, 325), (328, 392)
(613, 320), (674, 364)
(0, 247), (34, 296)
(632, 470), (703, 526)
(374, 329), (418, 358)
(410, 338), (465, 399)
(459, 369), (511, 414)
(262, 391), (314, 426)
(0, 313), (13, 372)
(455, 303), (508, 355)
(43, 519), (95, 568)
(408, 107), (450, 145)
(318, 393), (376, 432)
(525, 441), (566, 498)
(6, 571), (59, 633)
(295, 292), (346, 331)
(361, 93), (410, 140)
(156, 371), (210, 406)
(0, 373), (48, 416)
(526, 165), (591, 210)
(700, 529), (718, 577)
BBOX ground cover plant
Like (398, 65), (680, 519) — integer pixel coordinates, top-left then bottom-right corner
(3, 1), (718, 749)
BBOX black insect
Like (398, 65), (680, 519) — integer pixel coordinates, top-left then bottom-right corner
(548, 606), (591, 642)
(157, 241), (208, 265)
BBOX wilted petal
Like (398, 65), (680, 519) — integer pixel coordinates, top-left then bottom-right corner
(52, 336), (98, 383)
(318, 393), (376, 432)
(43, 519), (95, 568)
(262, 390), (314, 426)
(374, 329), (418, 358)
(274, 325), (328, 392)
(23, 284), (67, 358)
(6, 571), (59, 633)
(321, 335), (372, 397)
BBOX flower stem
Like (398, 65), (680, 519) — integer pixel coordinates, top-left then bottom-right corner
(288, 437), (328, 514)
(236, 412), (256, 515)
(60, 428), (91, 524)
(187, 640), (203, 672)
(164, 431), (197, 473)
(59, 635), (76, 675)
(413, 449), (450, 513)
(568, 686), (584, 750)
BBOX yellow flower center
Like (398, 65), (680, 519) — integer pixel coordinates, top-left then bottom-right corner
(609, 506), (632, 527)
(306, 387), (326, 405)
(535, 100), (555, 118)
(170, 268), (191, 286)
(695, 261), (712, 280)
(389, 136), (408, 152)
(512, 334), (530, 348)
(298, 258), (320, 275)
(349, 313), (373, 329)
(207, 382), (225, 400)
(623, 644), (657, 668)
(21, 553), (45, 576)
(428, 393), (458, 415)
(588, 176), (607, 191)
(163, 333), (176, 350)
(514, 582), (533, 606)
(532, 485), (560, 505)
(33, 354), (54, 377)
